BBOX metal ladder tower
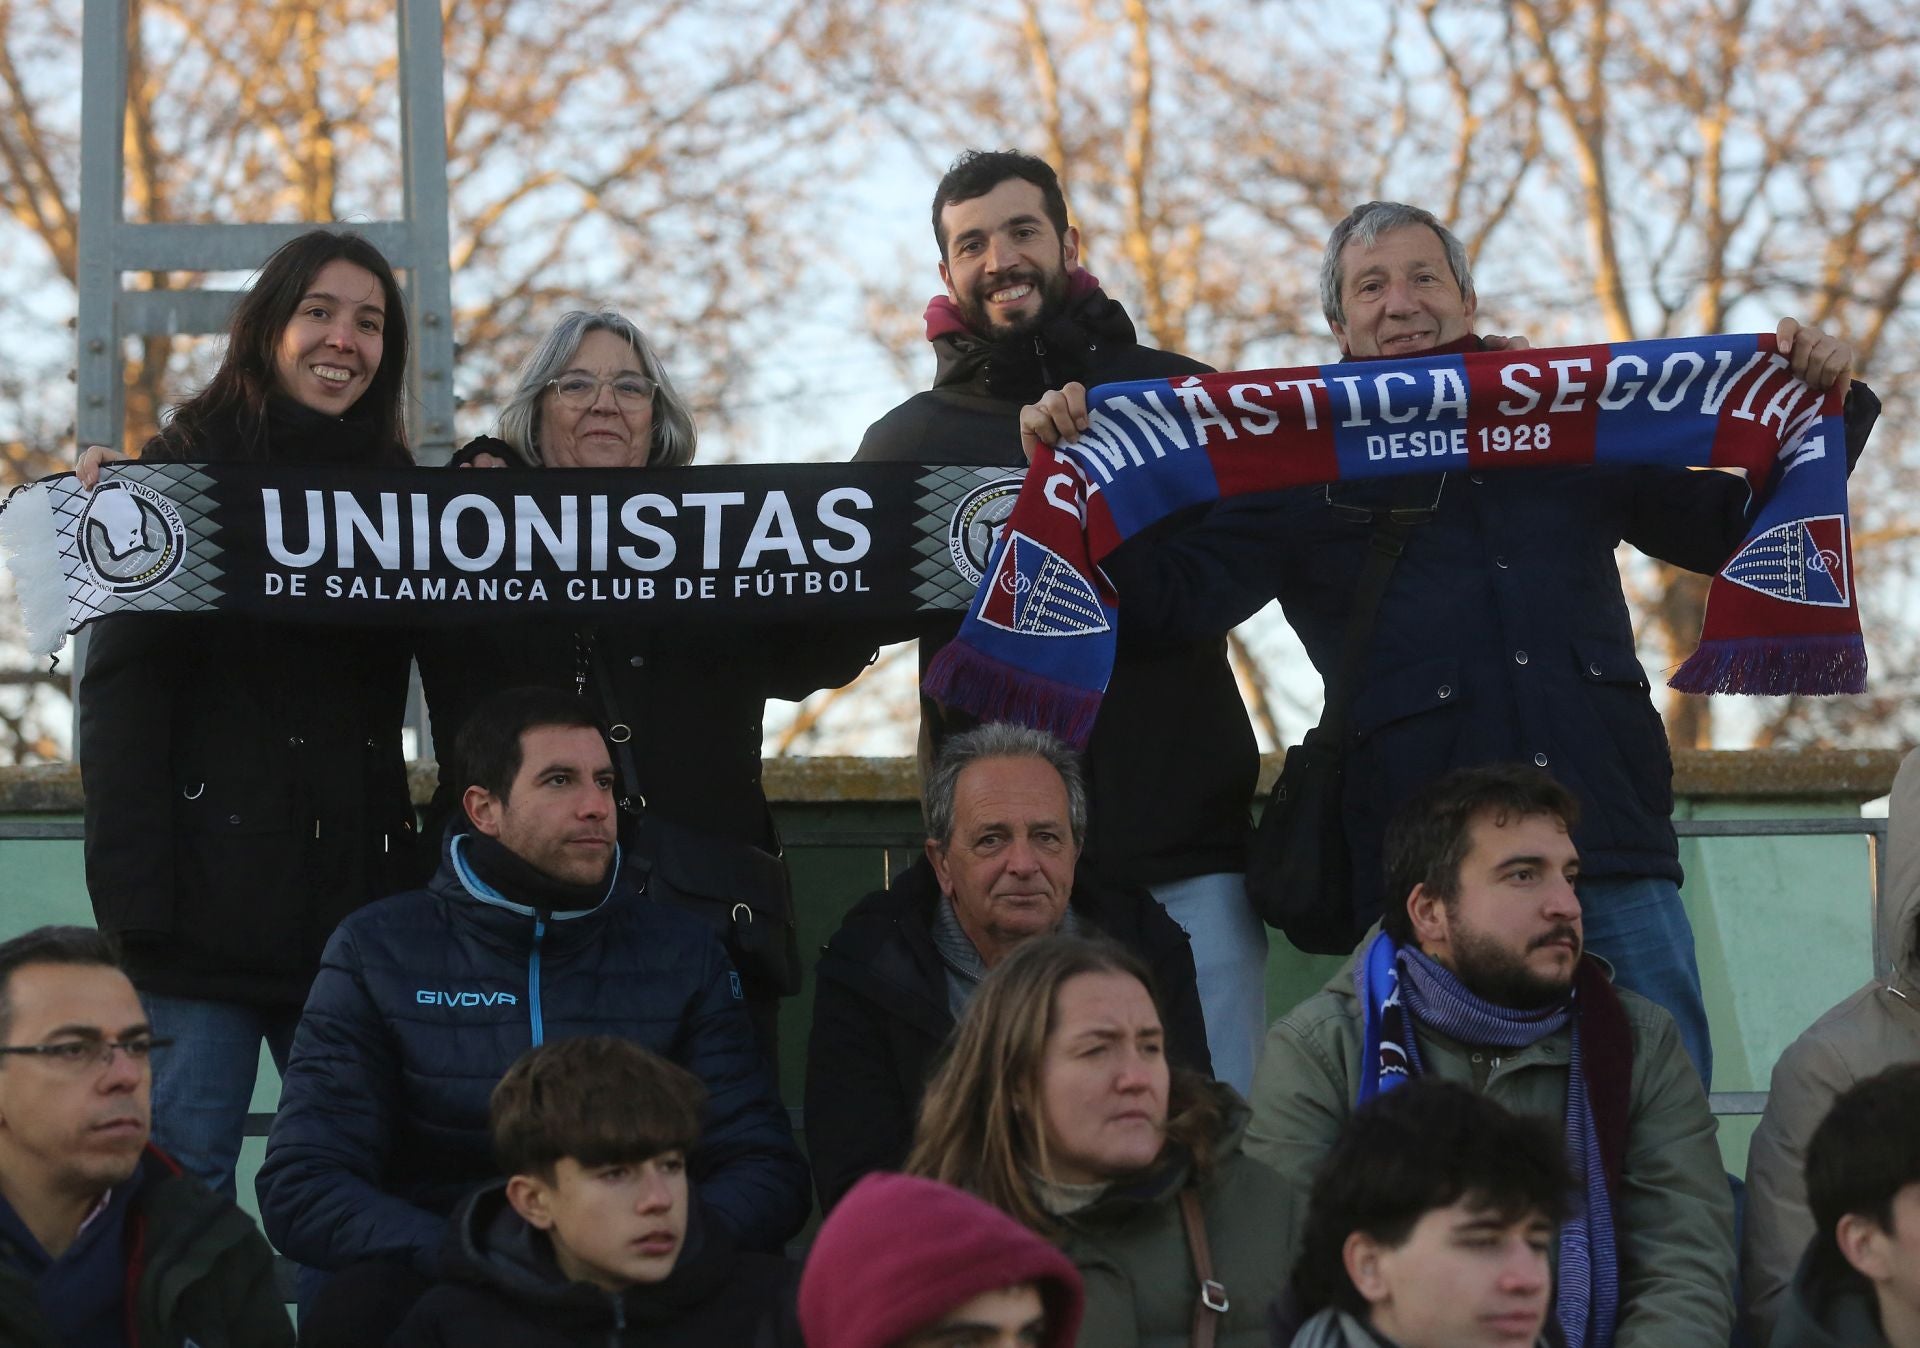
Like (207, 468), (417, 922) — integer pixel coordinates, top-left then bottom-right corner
(71, 0), (454, 751)
(74, 0), (457, 463)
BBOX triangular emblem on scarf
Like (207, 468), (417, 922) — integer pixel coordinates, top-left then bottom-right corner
(1720, 515), (1849, 607)
(977, 530), (1112, 637)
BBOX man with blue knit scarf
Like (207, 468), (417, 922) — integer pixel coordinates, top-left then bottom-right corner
(1248, 764), (1734, 1347)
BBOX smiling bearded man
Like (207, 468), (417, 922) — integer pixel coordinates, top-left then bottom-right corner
(853, 149), (1269, 1103)
(1247, 764), (1737, 1348)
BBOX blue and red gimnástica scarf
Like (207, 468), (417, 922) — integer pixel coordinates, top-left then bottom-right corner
(925, 332), (1862, 745)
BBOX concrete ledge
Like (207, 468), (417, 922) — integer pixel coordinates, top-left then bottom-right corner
(1668, 748), (1905, 800)
(6, 748), (1905, 813)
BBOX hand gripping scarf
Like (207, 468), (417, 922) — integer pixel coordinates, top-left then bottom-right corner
(1356, 931), (1619, 1348)
(924, 333), (1862, 745)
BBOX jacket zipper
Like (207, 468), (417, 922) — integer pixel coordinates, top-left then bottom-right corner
(529, 914), (548, 1046)
(610, 1291), (627, 1347)
(1034, 334), (1054, 388)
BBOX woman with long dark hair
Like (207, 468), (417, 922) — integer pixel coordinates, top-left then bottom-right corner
(78, 228), (421, 1198)
(908, 934), (1294, 1346)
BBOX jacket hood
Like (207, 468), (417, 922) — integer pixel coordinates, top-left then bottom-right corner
(923, 272), (1141, 401)
(441, 1182), (736, 1327)
(1072, 1080), (1253, 1220)
(442, 1184), (601, 1314)
(1772, 1244), (1891, 1348)
(923, 267), (1103, 341)
(1882, 747), (1920, 995)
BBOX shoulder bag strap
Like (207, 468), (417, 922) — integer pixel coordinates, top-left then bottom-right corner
(1317, 476), (1436, 739)
(578, 630), (648, 816)
(1178, 1187), (1227, 1348)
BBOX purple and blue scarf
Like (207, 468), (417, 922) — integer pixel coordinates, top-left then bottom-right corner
(1356, 931), (1619, 1348)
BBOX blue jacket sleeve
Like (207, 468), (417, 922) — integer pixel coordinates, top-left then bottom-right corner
(672, 931), (811, 1252)
(255, 923), (447, 1274)
(1100, 495), (1305, 644)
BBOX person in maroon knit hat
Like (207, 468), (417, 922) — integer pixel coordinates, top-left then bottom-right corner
(799, 1172), (1084, 1348)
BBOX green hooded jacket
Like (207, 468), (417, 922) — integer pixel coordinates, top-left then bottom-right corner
(1769, 1245), (1892, 1348)
(1246, 949), (1734, 1348)
(1052, 1088), (1294, 1348)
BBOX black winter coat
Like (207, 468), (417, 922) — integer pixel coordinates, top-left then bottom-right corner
(391, 1184), (802, 1348)
(79, 401), (422, 1007)
(802, 854), (1212, 1210)
(256, 830), (809, 1275)
(0, 1147), (294, 1348)
(854, 282), (1257, 887)
(420, 440), (875, 856)
(1106, 350), (1883, 924)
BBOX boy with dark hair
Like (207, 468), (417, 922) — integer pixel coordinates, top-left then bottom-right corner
(1276, 1080), (1571, 1347)
(393, 1035), (801, 1346)
(1774, 1063), (1920, 1348)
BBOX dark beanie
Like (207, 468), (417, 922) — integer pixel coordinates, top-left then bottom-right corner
(799, 1173), (1085, 1348)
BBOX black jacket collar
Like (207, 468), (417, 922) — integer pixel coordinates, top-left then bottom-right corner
(930, 285), (1143, 404)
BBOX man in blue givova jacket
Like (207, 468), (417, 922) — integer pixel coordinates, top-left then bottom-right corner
(257, 685), (807, 1345)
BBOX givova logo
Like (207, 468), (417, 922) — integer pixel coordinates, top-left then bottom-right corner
(415, 989), (519, 1007)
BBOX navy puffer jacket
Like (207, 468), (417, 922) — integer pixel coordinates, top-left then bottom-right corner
(256, 830), (809, 1274)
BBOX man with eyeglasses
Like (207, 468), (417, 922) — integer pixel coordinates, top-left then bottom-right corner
(0, 924), (292, 1345)
(1038, 199), (1879, 1089)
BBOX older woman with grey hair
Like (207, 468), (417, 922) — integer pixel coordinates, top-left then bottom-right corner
(420, 309), (872, 1053)
(453, 309), (696, 470)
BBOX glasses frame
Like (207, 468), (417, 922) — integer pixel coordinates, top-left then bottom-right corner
(544, 374), (656, 409)
(1322, 473), (1448, 525)
(0, 1036), (173, 1070)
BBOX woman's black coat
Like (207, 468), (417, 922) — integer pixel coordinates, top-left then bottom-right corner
(79, 401), (423, 1007)
(418, 438), (875, 855)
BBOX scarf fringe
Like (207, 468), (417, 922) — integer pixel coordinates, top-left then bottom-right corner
(1669, 635), (1868, 696)
(0, 483), (68, 657)
(924, 640), (1101, 748)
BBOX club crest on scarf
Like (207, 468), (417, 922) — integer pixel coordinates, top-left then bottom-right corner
(977, 530), (1111, 638)
(946, 473), (1024, 585)
(1723, 515), (1849, 608)
(925, 332), (1864, 747)
(79, 480), (186, 594)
